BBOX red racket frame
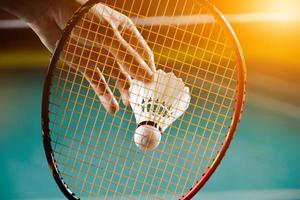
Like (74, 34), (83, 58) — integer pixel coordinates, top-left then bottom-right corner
(41, 0), (246, 199)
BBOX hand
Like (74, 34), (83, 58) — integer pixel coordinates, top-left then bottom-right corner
(64, 4), (155, 113)
(1, 0), (155, 114)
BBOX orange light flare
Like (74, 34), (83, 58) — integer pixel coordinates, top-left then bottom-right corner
(214, 0), (300, 78)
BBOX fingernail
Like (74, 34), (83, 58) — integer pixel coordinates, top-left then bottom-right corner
(150, 55), (156, 71)
(144, 70), (153, 83)
(121, 90), (130, 106)
(138, 59), (153, 83)
(101, 94), (119, 114)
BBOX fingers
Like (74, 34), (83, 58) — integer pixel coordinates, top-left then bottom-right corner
(61, 39), (119, 114)
(104, 30), (153, 83)
(87, 68), (119, 114)
(67, 40), (131, 106)
(71, 9), (155, 83)
(72, 12), (102, 46)
(97, 48), (131, 106)
(118, 22), (156, 72)
(52, 4), (157, 114)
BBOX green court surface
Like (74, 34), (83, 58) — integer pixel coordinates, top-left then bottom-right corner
(0, 69), (299, 199)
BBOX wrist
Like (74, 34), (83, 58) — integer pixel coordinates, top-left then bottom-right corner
(26, 0), (82, 52)
(50, 0), (82, 29)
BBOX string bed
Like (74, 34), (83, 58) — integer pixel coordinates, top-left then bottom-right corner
(46, 0), (243, 199)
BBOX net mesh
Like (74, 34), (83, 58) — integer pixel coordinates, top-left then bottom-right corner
(47, 0), (241, 199)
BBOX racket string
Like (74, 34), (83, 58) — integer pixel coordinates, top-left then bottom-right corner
(47, 0), (242, 198)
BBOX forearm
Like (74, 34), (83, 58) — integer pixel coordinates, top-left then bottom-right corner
(0, 0), (51, 22)
(0, 0), (83, 51)
(0, 0), (86, 22)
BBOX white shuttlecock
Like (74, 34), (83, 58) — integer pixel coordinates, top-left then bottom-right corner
(129, 70), (191, 150)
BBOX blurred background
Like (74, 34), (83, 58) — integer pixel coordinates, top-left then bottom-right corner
(0, 0), (299, 199)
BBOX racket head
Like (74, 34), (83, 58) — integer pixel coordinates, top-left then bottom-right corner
(42, 0), (246, 199)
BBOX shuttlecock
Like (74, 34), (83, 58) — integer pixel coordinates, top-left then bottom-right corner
(129, 70), (191, 150)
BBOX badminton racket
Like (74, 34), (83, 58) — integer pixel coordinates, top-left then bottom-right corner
(42, 0), (246, 199)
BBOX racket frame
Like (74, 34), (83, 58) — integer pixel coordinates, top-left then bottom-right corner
(183, 0), (246, 199)
(42, 1), (98, 199)
(41, 0), (246, 199)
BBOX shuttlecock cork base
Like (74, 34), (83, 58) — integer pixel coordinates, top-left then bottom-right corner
(134, 121), (162, 150)
(129, 69), (191, 151)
